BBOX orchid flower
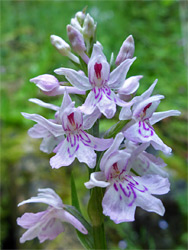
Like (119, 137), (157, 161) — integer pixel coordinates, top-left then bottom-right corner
(85, 133), (170, 223)
(54, 43), (136, 119)
(17, 188), (87, 243)
(22, 91), (112, 169)
(120, 80), (181, 154)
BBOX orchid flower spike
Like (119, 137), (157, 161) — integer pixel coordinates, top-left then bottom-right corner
(55, 43), (136, 119)
(17, 188), (87, 243)
(85, 133), (170, 223)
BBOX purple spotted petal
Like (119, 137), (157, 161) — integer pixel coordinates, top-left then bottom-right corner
(50, 139), (76, 169)
(123, 121), (172, 154)
(102, 173), (168, 223)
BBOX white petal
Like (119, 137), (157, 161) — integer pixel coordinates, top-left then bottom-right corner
(85, 172), (109, 189)
(150, 110), (181, 125)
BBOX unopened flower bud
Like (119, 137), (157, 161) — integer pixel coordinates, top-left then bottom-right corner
(30, 74), (59, 92)
(83, 14), (96, 39)
(115, 35), (135, 66)
(50, 35), (71, 56)
(75, 11), (86, 24)
(67, 24), (86, 53)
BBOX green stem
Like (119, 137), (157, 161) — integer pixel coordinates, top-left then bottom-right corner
(87, 119), (107, 249)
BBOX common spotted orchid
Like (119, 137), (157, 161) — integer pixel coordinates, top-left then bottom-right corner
(17, 188), (87, 243)
(22, 91), (112, 169)
(85, 133), (170, 223)
(55, 43), (136, 119)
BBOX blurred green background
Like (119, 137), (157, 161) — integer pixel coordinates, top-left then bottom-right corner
(1, 0), (187, 249)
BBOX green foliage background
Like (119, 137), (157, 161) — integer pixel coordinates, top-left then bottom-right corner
(1, 1), (187, 249)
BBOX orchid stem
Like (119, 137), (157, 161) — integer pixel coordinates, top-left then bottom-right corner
(88, 119), (107, 249)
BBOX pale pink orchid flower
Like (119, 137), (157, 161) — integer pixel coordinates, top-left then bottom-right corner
(17, 188), (87, 243)
(85, 133), (170, 223)
(22, 91), (112, 169)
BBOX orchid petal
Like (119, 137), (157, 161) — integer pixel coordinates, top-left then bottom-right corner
(54, 67), (91, 90)
(85, 172), (109, 189)
(57, 210), (88, 234)
(141, 79), (158, 99)
(108, 57), (136, 89)
(17, 211), (47, 229)
(29, 98), (59, 111)
(21, 112), (63, 137)
(150, 110), (181, 125)
(18, 188), (63, 209)
(42, 85), (86, 96)
(118, 75), (142, 95)
(83, 108), (101, 130)
(50, 139), (75, 169)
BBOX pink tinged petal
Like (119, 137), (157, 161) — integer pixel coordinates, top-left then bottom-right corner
(42, 85), (86, 96)
(118, 75), (143, 96)
(54, 67), (91, 90)
(57, 210), (88, 234)
(134, 175), (170, 195)
(96, 91), (116, 118)
(18, 188), (63, 209)
(38, 218), (65, 243)
(76, 140), (96, 168)
(28, 124), (50, 138)
(132, 152), (168, 178)
(17, 211), (47, 229)
(30, 74), (59, 91)
(108, 57), (136, 89)
(119, 106), (133, 120)
(115, 35), (135, 66)
(80, 90), (97, 115)
(85, 172), (110, 189)
(150, 110), (181, 125)
(141, 79), (158, 99)
(29, 98), (59, 111)
(50, 139), (75, 169)
(83, 108), (101, 130)
(100, 132), (124, 171)
(132, 95), (164, 120)
(21, 112), (64, 137)
(40, 135), (64, 154)
(102, 184), (136, 223)
(86, 133), (113, 151)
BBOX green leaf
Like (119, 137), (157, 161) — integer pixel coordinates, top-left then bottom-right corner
(70, 174), (94, 249)
(103, 120), (129, 138)
(71, 173), (81, 213)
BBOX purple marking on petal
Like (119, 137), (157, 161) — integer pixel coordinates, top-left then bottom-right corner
(79, 130), (91, 143)
(94, 63), (102, 79)
(120, 195), (122, 200)
(119, 183), (131, 198)
(143, 121), (150, 131)
(138, 121), (154, 138)
(114, 183), (119, 191)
